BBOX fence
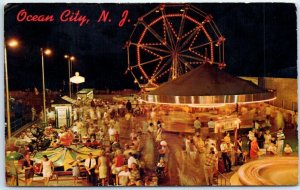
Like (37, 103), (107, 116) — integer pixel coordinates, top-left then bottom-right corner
(5, 113), (32, 137)
(216, 171), (231, 186)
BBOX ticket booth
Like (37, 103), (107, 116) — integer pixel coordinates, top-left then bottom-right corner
(51, 98), (73, 128)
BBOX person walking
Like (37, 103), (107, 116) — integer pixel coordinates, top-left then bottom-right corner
(250, 137), (260, 159)
(39, 155), (54, 186)
(71, 156), (82, 185)
(220, 140), (232, 172)
(98, 151), (108, 186)
(84, 153), (97, 186)
(193, 117), (201, 133)
(23, 154), (34, 186)
(126, 100), (132, 113)
(204, 147), (218, 186)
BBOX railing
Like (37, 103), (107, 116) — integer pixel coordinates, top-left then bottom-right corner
(216, 171), (231, 186)
(5, 113), (33, 137)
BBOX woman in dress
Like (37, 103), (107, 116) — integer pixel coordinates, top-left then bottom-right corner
(98, 151), (107, 186)
(23, 154), (34, 186)
(250, 137), (260, 159)
(7, 160), (17, 186)
(156, 125), (163, 143)
(71, 156), (81, 185)
(39, 155), (54, 186)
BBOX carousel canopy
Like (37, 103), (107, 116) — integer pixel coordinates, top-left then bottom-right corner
(33, 145), (103, 171)
(142, 64), (276, 106)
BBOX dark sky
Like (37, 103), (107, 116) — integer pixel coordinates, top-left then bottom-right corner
(4, 3), (297, 91)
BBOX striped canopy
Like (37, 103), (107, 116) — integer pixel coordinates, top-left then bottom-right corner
(33, 145), (102, 171)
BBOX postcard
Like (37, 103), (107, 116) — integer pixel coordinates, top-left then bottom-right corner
(4, 2), (298, 187)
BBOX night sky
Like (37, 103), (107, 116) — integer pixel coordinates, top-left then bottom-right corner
(4, 3), (297, 91)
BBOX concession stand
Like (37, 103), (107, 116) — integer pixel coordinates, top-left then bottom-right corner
(51, 97), (74, 128)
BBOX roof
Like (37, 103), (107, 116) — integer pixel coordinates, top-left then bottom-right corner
(77, 88), (94, 94)
(149, 64), (267, 96)
(51, 96), (73, 105)
(143, 64), (276, 105)
(61, 96), (77, 104)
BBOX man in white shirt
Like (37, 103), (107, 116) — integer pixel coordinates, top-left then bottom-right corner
(84, 153), (97, 186)
(220, 140), (232, 172)
(194, 117), (201, 133)
(207, 118), (215, 132)
(127, 152), (137, 169)
(108, 125), (116, 143)
(118, 166), (131, 186)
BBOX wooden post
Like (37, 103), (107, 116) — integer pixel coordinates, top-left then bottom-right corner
(234, 126), (238, 150)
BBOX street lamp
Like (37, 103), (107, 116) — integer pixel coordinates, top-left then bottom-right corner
(64, 55), (75, 98)
(41, 48), (52, 126)
(4, 38), (19, 140)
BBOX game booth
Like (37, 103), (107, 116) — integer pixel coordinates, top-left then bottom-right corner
(51, 97), (74, 128)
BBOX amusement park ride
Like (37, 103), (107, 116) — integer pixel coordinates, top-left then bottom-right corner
(125, 3), (275, 108)
(125, 4), (225, 90)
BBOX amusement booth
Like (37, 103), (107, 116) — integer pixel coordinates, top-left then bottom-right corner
(76, 88), (94, 102)
(51, 97), (74, 128)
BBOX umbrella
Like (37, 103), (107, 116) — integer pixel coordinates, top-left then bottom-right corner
(6, 151), (23, 186)
(6, 152), (23, 161)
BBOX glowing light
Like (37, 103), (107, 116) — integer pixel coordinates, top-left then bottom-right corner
(44, 49), (52, 55)
(7, 39), (19, 48)
(70, 56), (75, 61)
(141, 96), (276, 107)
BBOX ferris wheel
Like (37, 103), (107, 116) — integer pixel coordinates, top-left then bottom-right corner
(125, 4), (225, 89)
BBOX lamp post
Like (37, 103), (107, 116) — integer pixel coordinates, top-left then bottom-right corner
(4, 39), (18, 140)
(64, 55), (75, 98)
(41, 48), (52, 126)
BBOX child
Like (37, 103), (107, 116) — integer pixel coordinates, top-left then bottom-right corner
(156, 158), (166, 176)
(267, 143), (277, 155)
(71, 156), (82, 185)
(284, 143), (293, 155)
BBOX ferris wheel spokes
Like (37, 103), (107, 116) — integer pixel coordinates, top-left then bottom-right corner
(126, 4), (225, 87)
(139, 20), (171, 50)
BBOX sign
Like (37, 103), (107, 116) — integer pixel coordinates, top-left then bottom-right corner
(214, 117), (241, 133)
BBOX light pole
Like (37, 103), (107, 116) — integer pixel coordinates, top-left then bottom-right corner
(64, 55), (75, 98)
(41, 48), (52, 126)
(4, 39), (18, 140)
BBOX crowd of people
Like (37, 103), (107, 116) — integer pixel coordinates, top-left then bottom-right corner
(6, 97), (297, 187)
(181, 107), (296, 186)
(6, 98), (170, 186)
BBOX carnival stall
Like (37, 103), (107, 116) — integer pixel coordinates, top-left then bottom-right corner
(76, 88), (94, 102)
(51, 98), (73, 128)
